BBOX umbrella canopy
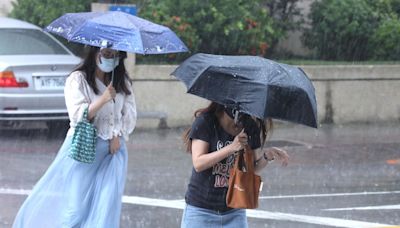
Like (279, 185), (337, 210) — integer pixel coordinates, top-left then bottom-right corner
(45, 11), (189, 54)
(171, 53), (318, 128)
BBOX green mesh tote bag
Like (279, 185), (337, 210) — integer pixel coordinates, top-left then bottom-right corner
(69, 107), (97, 163)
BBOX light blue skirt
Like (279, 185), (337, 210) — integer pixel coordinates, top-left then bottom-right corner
(13, 136), (128, 228)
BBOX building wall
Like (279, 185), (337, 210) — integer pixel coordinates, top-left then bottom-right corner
(131, 64), (400, 128)
(0, 0), (13, 17)
(275, 0), (314, 57)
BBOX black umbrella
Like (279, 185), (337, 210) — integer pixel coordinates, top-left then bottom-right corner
(171, 53), (318, 128)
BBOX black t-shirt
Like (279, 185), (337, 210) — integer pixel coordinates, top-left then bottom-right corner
(185, 112), (261, 211)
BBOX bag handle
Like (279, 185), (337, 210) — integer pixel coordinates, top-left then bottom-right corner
(244, 145), (255, 172)
(82, 107), (89, 122)
(236, 150), (245, 171)
(79, 72), (92, 123)
(234, 146), (255, 173)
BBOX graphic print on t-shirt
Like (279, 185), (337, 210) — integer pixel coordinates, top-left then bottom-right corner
(212, 140), (235, 188)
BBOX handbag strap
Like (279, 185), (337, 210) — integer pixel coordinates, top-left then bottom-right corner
(79, 71), (92, 104)
(79, 71), (92, 123)
(82, 107), (89, 122)
(234, 149), (253, 172)
(233, 146), (256, 173)
(243, 145), (255, 172)
(235, 150), (245, 170)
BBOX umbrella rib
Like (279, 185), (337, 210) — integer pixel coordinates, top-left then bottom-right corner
(66, 18), (90, 42)
(186, 66), (212, 92)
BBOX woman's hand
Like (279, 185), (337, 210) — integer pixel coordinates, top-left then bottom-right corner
(88, 84), (116, 120)
(101, 84), (116, 103)
(230, 129), (248, 152)
(110, 136), (120, 154)
(265, 147), (289, 166)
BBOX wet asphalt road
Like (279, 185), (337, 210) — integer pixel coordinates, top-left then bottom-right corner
(0, 122), (399, 228)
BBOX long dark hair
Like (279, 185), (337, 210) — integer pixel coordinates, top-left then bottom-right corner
(73, 46), (131, 95)
(183, 102), (273, 153)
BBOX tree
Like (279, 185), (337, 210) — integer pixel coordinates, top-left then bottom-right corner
(303, 0), (378, 61)
(370, 17), (400, 60)
(138, 0), (301, 62)
(9, 0), (94, 56)
(10, 0), (92, 28)
(303, 0), (400, 61)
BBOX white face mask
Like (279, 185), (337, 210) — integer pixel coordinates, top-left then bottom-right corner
(97, 56), (119, 73)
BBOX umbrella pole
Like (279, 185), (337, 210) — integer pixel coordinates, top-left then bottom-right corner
(111, 58), (116, 103)
(111, 69), (114, 86)
(234, 110), (239, 125)
(111, 57), (116, 85)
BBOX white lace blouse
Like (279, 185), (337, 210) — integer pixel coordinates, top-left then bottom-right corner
(64, 71), (137, 141)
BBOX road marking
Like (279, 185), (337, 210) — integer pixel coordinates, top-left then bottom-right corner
(1, 188), (396, 228)
(386, 159), (400, 165)
(0, 188), (31, 195)
(123, 195), (394, 228)
(259, 190), (400, 199)
(324, 204), (400, 211)
(245, 210), (394, 228)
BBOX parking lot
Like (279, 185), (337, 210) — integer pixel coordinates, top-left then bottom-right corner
(0, 122), (399, 227)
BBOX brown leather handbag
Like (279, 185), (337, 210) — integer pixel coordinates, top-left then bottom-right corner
(226, 145), (262, 209)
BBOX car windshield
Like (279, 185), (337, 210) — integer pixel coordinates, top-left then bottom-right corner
(0, 28), (69, 55)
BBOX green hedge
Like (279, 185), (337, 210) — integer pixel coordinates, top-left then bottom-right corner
(370, 17), (400, 60)
(137, 0), (301, 63)
(303, 0), (400, 61)
(9, 0), (92, 28)
(9, 0), (303, 62)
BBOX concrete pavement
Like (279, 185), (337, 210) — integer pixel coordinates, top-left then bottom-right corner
(0, 122), (399, 227)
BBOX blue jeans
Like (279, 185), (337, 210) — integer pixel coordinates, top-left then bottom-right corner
(181, 204), (248, 228)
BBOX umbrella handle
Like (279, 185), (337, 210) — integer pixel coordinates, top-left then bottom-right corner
(111, 58), (116, 103)
(234, 110), (239, 125)
(111, 58), (116, 84)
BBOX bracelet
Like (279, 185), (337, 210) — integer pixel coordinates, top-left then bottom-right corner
(263, 152), (274, 162)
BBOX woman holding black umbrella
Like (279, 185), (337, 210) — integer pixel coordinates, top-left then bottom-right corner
(13, 46), (137, 228)
(181, 102), (289, 228)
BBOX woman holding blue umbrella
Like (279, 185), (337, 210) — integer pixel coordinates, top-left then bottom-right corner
(13, 46), (137, 228)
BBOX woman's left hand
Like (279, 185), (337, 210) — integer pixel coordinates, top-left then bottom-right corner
(110, 136), (120, 154)
(265, 147), (289, 166)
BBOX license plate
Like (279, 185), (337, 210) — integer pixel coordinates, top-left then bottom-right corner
(35, 76), (66, 90)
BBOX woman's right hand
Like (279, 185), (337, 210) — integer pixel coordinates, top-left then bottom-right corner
(101, 84), (116, 103)
(87, 84), (116, 120)
(230, 129), (248, 152)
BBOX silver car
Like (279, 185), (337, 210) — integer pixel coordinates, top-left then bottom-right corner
(0, 17), (80, 133)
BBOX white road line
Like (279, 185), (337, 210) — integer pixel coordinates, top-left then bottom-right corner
(123, 195), (394, 228)
(324, 204), (400, 211)
(259, 190), (400, 199)
(2, 188), (399, 200)
(123, 196), (185, 209)
(1, 188), (396, 228)
(246, 210), (394, 228)
(0, 188), (31, 195)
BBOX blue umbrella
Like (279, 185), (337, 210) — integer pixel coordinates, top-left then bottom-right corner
(45, 11), (189, 54)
